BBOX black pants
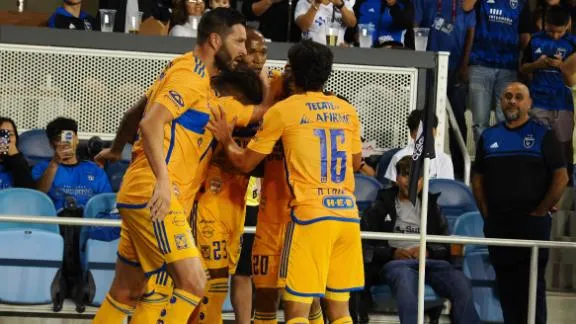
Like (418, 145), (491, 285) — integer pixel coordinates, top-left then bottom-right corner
(485, 214), (551, 324)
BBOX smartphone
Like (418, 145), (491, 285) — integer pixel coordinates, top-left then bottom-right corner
(0, 129), (10, 156)
(60, 130), (74, 145)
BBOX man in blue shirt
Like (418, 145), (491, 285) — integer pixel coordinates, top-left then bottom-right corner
(464, 0), (532, 141)
(414, 0), (475, 179)
(33, 117), (112, 212)
(354, 0), (414, 48)
(48, 0), (97, 31)
(521, 6), (576, 184)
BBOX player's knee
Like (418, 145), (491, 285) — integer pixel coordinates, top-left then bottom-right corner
(255, 288), (279, 312)
(168, 258), (207, 296)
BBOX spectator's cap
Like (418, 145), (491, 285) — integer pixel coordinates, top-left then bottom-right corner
(46, 117), (78, 142)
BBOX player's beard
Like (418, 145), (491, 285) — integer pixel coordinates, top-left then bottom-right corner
(214, 44), (238, 72)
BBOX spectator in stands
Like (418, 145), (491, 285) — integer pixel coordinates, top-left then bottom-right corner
(295, 0), (357, 46)
(32, 117), (112, 211)
(99, 0), (172, 32)
(242, 0), (301, 42)
(0, 117), (34, 190)
(169, 0), (205, 37)
(384, 110), (454, 183)
(364, 156), (480, 324)
(354, 0), (414, 49)
(472, 82), (568, 324)
(414, 0), (475, 180)
(521, 6), (576, 184)
(49, 0), (98, 31)
(209, 0), (231, 9)
(533, 0), (575, 32)
(463, 0), (532, 141)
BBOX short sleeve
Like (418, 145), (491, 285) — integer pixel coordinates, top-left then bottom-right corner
(295, 0), (311, 20)
(218, 97), (255, 128)
(247, 107), (285, 155)
(473, 135), (485, 174)
(542, 130), (566, 171)
(152, 67), (207, 119)
(32, 161), (50, 181)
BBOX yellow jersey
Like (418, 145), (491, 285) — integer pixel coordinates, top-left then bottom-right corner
(117, 52), (213, 214)
(248, 92), (362, 224)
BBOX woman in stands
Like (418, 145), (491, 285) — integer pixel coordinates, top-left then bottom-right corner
(0, 117), (34, 190)
(169, 0), (206, 37)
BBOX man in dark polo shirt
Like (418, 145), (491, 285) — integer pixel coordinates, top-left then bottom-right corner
(472, 82), (568, 324)
(48, 0), (97, 31)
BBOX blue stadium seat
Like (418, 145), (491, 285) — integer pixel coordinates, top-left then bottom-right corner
(452, 211), (487, 254)
(354, 173), (383, 213)
(0, 229), (63, 304)
(463, 250), (504, 323)
(375, 148), (402, 188)
(81, 193), (118, 270)
(428, 179), (478, 233)
(0, 188), (58, 233)
(370, 284), (445, 311)
(86, 238), (119, 306)
(105, 144), (132, 192)
(17, 129), (54, 166)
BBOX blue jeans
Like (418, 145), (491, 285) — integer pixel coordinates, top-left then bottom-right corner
(468, 65), (517, 141)
(381, 259), (480, 324)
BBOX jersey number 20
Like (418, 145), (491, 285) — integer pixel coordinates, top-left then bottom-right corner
(314, 128), (346, 183)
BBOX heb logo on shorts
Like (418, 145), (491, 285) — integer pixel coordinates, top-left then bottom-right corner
(168, 90), (185, 108)
(174, 233), (189, 250)
(322, 195), (355, 209)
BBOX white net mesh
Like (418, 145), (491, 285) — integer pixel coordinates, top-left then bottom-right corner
(0, 44), (419, 149)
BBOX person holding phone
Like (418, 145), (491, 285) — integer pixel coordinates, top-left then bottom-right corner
(32, 117), (112, 211)
(295, 0), (357, 46)
(0, 117), (34, 190)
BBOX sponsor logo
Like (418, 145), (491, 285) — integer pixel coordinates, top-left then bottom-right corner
(168, 90), (185, 108)
(490, 142), (499, 149)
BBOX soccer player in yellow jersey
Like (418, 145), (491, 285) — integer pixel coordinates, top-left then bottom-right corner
(208, 40), (364, 324)
(92, 8), (250, 324)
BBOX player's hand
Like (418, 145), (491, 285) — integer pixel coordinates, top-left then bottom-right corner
(94, 147), (122, 167)
(207, 105), (236, 144)
(148, 177), (172, 222)
(393, 248), (413, 260)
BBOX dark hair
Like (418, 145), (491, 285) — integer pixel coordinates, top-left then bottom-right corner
(0, 117), (19, 144)
(46, 117), (78, 142)
(171, 0), (188, 27)
(197, 7), (246, 45)
(546, 5), (570, 26)
(407, 109), (439, 133)
(211, 64), (263, 104)
(287, 40), (333, 92)
(395, 155), (414, 177)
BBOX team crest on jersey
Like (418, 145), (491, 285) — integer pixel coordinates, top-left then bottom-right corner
(556, 48), (567, 59)
(168, 90), (185, 108)
(209, 178), (222, 193)
(509, 0), (518, 9)
(524, 134), (535, 149)
(174, 234), (189, 250)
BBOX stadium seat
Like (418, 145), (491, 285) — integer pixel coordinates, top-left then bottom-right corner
(354, 173), (383, 213)
(370, 284), (445, 311)
(17, 129), (54, 166)
(85, 238), (119, 306)
(428, 179), (478, 233)
(463, 250), (504, 323)
(105, 144), (132, 192)
(0, 229), (63, 304)
(0, 188), (58, 233)
(81, 193), (118, 269)
(375, 147), (402, 188)
(452, 211), (487, 254)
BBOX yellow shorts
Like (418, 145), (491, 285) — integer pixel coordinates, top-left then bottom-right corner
(282, 220), (364, 300)
(252, 221), (288, 289)
(192, 199), (246, 275)
(116, 198), (200, 275)
(141, 270), (172, 303)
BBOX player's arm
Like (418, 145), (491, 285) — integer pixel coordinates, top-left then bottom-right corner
(94, 96), (147, 166)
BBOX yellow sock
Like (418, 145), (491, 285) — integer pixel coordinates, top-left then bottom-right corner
(130, 293), (169, 323)
(197, 278), (228, 324)
(254, 311), (277, 324)
(159, 288), (201, 323)
(93, 294), (135, 324)
(331, 316), (353, 324)
(308, 308), (324, 324)
(286, 317), (310, 324)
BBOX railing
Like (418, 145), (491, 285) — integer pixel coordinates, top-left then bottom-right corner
(1, 214), (576, 324)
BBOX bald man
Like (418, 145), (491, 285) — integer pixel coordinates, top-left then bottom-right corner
(472, 82), (568, 324)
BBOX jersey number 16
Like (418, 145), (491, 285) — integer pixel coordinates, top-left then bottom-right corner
(314, 128), (346, 183)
